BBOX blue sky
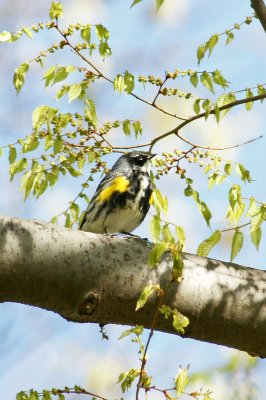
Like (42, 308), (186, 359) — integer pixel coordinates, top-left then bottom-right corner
(0, 1), (265, 399)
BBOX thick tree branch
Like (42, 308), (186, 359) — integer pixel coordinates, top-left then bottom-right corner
(251, 0), (266, 33)
(0, 215), (265, 357)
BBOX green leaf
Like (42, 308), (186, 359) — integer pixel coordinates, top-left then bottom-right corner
(207, 34), (219, 56)
(43, 65), (57, 87)
(80, 25), (91, 44)
(53, 136), (63, 155)
(10, 158), (28, 181)
(135, 284), (160, 311)
(197, 44), (206, 64)
(200, 71), (214, 94)
(193, 191), (212, 227)
(224, 162), (233, 175)
(162, 224), (175, 244)
(226, 31), (234, 45)
(156, 0), (165, 11)
(149, 215), (161, 242)
(53, 66), (69, 85)
(85, 99), (98, 127)
(13, 63), (29, 93)
(212, 69), (229, 89)
(49, 1), (63, 19)
(9, 147), (17, 164)
(175, 366), (189, 396)
(230, 230), (243, 261)
(124, 70), (135, 94)
(132, 121), (142, 138)
(149, 242), (169, 268)
(99, 42), (112, 58)
(68, 83), (82, 102)
(235, 163), (252, 183)
(130, 0), (143, 7)
(122, 119), (131, 136)
(190, 72), (198, 88)
(21, 171), (36, 199)
(113, 74), (124, 93)
(175, 226), (186, 247)
(245, 88), (254, 111)
(70, 202), (80, 222)
(193, 98), (201, 115)
(22, 27), (33, 38)
(172, 310), (189, 334)
(250, 226), (261, 251)
(0, 30), (11, 42)
(95, 24), (109, 41)
(151, 188), (168, 215)
(197, 230), (221, 257)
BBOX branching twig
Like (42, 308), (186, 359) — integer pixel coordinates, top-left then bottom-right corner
(54, 24), (187, 121)
(149, 92), (266, 151)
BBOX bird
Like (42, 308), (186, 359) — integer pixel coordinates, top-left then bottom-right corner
(79, 151), (156, 234)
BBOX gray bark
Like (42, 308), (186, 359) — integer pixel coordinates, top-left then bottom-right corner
(0, 215), (265, 358)
(251, 0), (266, 33)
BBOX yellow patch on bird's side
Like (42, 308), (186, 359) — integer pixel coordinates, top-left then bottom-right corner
(149, 192), (154, 204)
(98, 176), (130, 202)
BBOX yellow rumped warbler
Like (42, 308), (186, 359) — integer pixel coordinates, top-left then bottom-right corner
(80, 151), (156, 234)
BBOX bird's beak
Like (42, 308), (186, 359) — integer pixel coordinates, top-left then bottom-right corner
(148, 153), (156, 159)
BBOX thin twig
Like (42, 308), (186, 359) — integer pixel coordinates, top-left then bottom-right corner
(54, 24), (187, 121)
(149, 92), (266, 151)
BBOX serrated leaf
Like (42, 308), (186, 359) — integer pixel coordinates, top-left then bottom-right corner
(190, 73), (198, 88)
(172, 311), (189, 334)
(70, 202), (80, 222)
(95, 24), (109, 41)
(212, 69), (229, 89)
(200, 71), (214, 94)
(80, 24), (91, 44)
(132, 120), (142, 138)
(175, 366), (189, 396)
(85, 99), (98, 128)
(175, 226), (186, 247)
(230, 230), (243, 261)
(197, 44), (205, 64)
(193, 98), (201, 114)
(68, 84), (82, 103)
(9, 147), (17, 164)
(21, 171), (36, 199)
(13, 62), (29, 93)
(207, 34), (219, 56)
(135, 284), (160, 310)
(226, 31), (234, 45)
(235, 163), (251, 183)
(149, 215), (161, 242)
(250, 226), (261, 251)
(151, 188), (168, 215)
(245, 88), (254, 111)
(149, 242), (169, 268)
(114, 74), (124, 93)
(53, 136), (63, 155)
(124, 70), (135, 94)
(162, 224), (175, 244)
(53, 66), (69, 85)
(197, 230), (221, 257)
(224, 162), (233, 175)
(10, 158), (28, 181)
(193, 191), (212, 227)
(122, 119), (131, 136)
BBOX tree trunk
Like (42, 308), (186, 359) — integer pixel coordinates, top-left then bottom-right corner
(0, 215), (265, 357)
